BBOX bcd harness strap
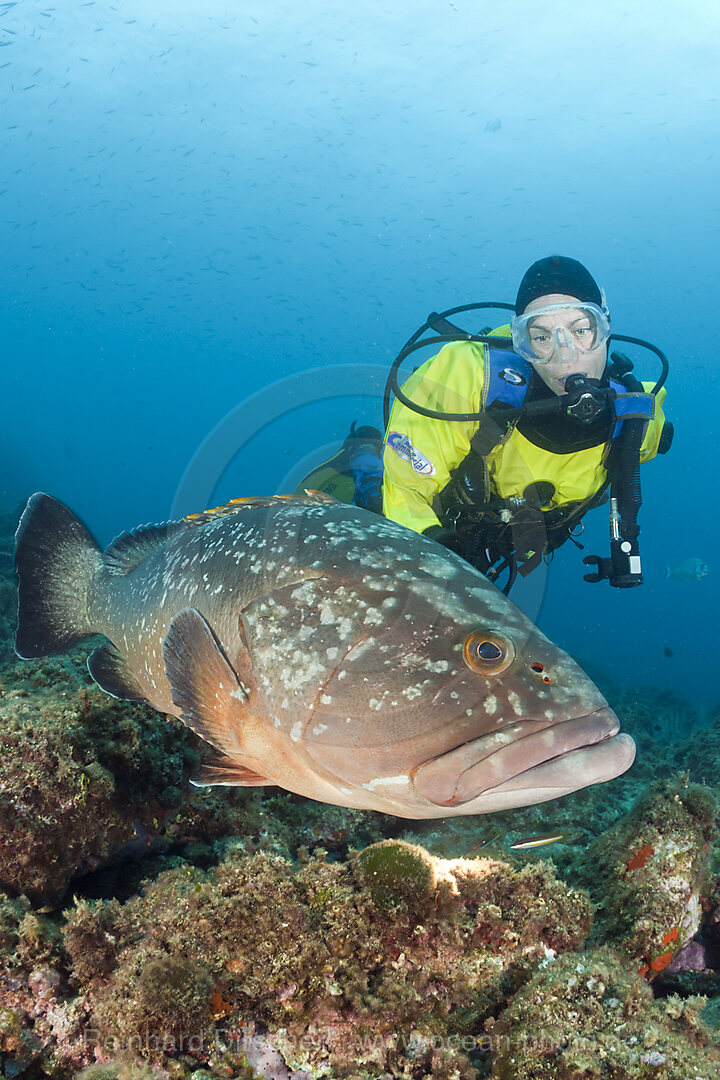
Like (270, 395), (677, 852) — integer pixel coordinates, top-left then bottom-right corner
(440, 347), (655, 590)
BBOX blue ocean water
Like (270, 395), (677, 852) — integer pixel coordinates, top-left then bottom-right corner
(2, 0), (717, 704)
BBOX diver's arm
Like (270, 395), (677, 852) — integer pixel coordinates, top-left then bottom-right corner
(639, 384), (668, 463)
(382, 341), (484, 534)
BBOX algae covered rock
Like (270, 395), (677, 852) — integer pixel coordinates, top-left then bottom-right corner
(354, 838), (438, 910)
(60, 842), (593, 1077)
(572, 778), (717, 976)
(0, 657), (197, 899)
(487, 948), (720, 1078)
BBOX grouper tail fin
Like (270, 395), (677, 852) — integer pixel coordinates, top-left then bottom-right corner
(14, 492), (103, 659)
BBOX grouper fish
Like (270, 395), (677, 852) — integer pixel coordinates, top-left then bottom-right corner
(14, 492), (635, 819)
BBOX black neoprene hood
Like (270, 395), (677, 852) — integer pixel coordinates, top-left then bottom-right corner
(515, 255), (603, 315)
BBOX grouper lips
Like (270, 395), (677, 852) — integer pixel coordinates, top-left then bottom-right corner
(411, 706), (633, 807)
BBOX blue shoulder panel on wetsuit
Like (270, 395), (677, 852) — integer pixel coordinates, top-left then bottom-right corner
(484, 348), (534, 410)
(610, 377), (654, 438)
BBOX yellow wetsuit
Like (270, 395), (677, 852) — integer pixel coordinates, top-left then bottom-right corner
(382, 329), (667, 541)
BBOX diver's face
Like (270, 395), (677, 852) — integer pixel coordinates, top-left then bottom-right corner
(524, 293), (608, 396)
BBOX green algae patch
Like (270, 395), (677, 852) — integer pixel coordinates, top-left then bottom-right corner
(354, 839), (438, 910)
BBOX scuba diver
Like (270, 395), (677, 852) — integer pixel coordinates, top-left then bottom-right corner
(382, 255), (673, 593)
(294, 421), (384, 511)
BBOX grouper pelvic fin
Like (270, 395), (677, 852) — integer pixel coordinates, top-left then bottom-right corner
(14, 493), (102, 659)
(162, 607), (256, 757)
(87, 642), (150, 705)
(103, 521), (187, 576)
(190, 757), (272, 788)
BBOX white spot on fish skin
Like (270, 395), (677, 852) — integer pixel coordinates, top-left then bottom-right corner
(363, 774), (409, 790)
(508, 691), (523, 716)
(312, 723), (328, 735)
(484, 695), (498, 715)
(422, 554), (461, 580)
(326, 647), (338, 660)
(230, 687), (245, 701)
(291, 582), (318, 603)
(368, 698), (384, 711)
(345, 717), (353, 723)
(321, 694), (332, 705)
(425, 659), (450, 673)
(363, 608), (384, 626)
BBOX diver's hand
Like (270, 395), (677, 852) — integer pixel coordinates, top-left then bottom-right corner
(423, 525), (468, 559)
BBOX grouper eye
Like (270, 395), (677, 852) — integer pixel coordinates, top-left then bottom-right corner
(462, 630), (515, 675)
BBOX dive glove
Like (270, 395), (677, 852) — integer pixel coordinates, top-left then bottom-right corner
(423, 525), (468, 559)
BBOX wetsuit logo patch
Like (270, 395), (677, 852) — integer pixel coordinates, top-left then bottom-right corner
(386, 432), (436, 476)
(499, 368), (527, 386)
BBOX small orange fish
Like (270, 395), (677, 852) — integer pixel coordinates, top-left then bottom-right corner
(662, 927), (678, 946)
(626, 844), (655, 872)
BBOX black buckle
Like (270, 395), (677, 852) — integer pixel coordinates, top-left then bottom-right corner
(582, 554), (612, 583)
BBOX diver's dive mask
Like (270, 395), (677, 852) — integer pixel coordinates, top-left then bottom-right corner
(511, 302), (611, 364)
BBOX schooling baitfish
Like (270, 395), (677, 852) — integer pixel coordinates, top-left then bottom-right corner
(14, 492), (635, 819)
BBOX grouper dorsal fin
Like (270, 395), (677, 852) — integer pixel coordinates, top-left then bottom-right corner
(103, 521), (187, 576)
(162, 606), (252, 758)
(182, 491), (341, 527)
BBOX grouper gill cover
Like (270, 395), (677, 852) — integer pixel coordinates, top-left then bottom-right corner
(14, 491), (635, 818)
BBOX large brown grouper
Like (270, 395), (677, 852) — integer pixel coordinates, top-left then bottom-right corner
(14, 492), (635, 818)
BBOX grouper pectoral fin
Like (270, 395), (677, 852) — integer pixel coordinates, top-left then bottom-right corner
(162, 607), (269, 787)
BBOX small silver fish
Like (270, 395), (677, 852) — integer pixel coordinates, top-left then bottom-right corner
(509, 832), (568, 850)
(665, 558), (709, 583)
(14, 492), (635, 819)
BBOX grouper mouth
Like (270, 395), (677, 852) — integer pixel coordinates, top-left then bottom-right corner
(412, 706), (635, 808)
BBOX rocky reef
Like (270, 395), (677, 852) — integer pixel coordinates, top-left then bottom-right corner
(2, 506), (720, 1079)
